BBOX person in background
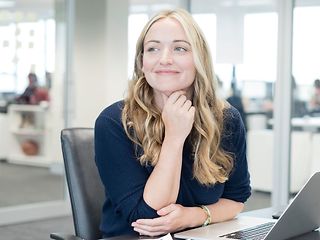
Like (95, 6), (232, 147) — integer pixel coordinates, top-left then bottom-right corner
(291, 76), (308, 118)
(309, 79), (320, 114)
(227, 82), (247, 130)
(16, 73), (49, 105)
(215, 74), (227, 99)
(16, 73), (39, 104)
(95, 8), (251, 238)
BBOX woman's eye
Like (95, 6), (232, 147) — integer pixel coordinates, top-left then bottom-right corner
(175, 47), (187, 52)
(146, 47), (159, 52)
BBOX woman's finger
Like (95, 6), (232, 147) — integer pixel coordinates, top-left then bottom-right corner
(181, 99), (192, 111)
(135, 216), (166, 227)
(167, 91), (186, 104)
(133, 222), (167, 233)
(174, 94), (187, 107)
(133, 227), (166, 237)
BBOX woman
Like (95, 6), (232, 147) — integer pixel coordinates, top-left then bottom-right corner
(95, 8), (251, 237)
(310, 79), (320, 113)
(16, 73), (38, 104)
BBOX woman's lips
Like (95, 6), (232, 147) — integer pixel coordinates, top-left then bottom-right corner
(155, 70), (179, 74)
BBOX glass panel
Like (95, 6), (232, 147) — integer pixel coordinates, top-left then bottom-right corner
(191, 0), (278, 212)
(0, 1), (65, 210)
(128, 13), (148, 78)
(290, 2), (320, 197)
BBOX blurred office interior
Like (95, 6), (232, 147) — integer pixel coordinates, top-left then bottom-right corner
(0, 0), (320, 235)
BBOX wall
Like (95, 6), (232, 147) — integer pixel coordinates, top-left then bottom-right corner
(71, 0), (129, 128)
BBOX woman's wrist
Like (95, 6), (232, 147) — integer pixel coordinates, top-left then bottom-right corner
(163, 134), (186, 148)
(199, 205), (212, 226)
(188, 206), (208, 228)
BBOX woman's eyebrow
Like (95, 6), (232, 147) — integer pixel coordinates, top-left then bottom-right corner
(145, 39), (191, 46)
(145, 40), (160, 44)
(173, 40), (191, 46)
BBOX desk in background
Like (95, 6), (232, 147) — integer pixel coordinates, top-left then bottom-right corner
(291, 117), (320, 131)
(268, 117), (320, 131)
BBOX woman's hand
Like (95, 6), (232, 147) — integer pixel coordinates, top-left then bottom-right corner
(161, 91), (195, 143)
(131, 204), (204, 237)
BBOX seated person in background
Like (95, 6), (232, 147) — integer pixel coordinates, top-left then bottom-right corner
(227, 82), (247, 130)
(16, 73), (49, 105)
(291, 76), (308, 118)
(95, 8), (251, 238)
(309, 79), (320, 114)
(15, 73), (50, 128)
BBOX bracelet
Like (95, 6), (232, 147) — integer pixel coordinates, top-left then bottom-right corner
(200, 205), (211, 226)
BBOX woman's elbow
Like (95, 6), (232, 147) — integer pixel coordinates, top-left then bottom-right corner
(237, 202), (245, 214)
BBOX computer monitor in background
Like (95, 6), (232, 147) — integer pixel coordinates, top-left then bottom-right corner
(241, 80), (273, 99)
(265, 82), (274, 99)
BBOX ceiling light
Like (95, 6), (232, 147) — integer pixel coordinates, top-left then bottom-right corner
(0, 0), (15, 8)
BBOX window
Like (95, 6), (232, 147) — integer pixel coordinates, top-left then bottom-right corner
(237, 12), (278, 82)
(192, 13), (217, 60)
(292, 7), (320, 85)
(127, 14), (148, 78)
(0, 19), (55, 93)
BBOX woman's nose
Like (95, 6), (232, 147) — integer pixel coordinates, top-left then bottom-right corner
(159, 48), (173, 65)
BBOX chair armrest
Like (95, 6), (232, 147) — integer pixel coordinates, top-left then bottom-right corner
(50, 233), (84, 240)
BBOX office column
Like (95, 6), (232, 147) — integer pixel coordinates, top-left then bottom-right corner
(272, 0), (294, 209)
(71, 0), (107, 127)
(64, 0), (129, 128)
(104, 0), (129, 106)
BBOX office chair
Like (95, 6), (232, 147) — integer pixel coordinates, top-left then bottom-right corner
(50, 128), (104, 240)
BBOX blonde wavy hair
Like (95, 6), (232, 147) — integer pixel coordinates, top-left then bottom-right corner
(122, 8), (233, 185)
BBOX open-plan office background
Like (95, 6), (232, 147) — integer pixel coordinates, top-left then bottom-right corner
(0, 0), (320, 226)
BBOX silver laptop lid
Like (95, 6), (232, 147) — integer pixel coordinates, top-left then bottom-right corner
(265, 171), (320, 240)
(174, 172), (320, 240)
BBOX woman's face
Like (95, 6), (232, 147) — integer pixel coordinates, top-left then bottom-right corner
(142, 17), (196, 100)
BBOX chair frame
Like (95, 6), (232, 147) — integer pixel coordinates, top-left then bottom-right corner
(50, 128), (104, 240)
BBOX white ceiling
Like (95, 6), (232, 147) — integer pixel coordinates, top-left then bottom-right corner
(0, 0), (54, 24)
(1, 0), (319, 25)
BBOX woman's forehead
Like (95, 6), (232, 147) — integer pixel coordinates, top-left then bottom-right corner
(144, 18), (188, 43)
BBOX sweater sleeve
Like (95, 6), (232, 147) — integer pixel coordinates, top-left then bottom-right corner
(94, 112), (159, 224)
(221, 107), (251, 203)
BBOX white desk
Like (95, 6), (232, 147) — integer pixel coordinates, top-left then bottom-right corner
(0, 113), (9, 159)
(291, 117), (320, 131)
(269, 117), (320, 131)
(102, 208), (320, 240)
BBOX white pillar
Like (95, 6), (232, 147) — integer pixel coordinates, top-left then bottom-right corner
(272, 0), (294, 209)
(68, 0), (128, 128)
(104, 0), (129, 106)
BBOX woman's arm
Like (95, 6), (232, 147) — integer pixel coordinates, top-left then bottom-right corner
(143, 91), (195, 210)
(132, 107), (251, 236)
(143, 135), (184, 210)
(131, 199), (243, 236)
(206, 198), (244, 223)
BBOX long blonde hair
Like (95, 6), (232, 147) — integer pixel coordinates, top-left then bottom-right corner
(122, 8), (233, 185)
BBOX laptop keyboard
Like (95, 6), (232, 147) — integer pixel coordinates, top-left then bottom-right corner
(219, 222), (275, 240)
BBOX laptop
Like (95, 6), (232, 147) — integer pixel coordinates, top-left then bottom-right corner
(174, 171), (320, 240)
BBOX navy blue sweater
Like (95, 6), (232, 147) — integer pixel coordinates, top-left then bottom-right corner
(94, 101), (251, 237)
